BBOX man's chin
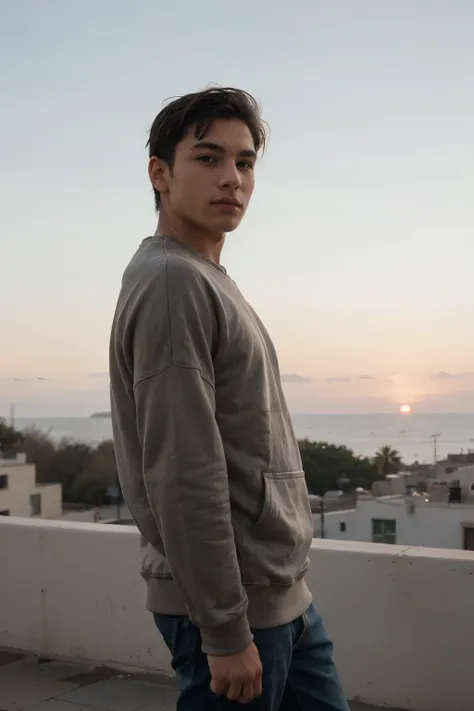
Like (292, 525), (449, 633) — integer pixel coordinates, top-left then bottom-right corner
(214, 216), (243, 234)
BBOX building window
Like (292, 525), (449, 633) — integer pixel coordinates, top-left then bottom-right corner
(339, 522), (346, 533)
(372, 518), (397, 545)
(30, 494), (42, 517)
(0, 510), (9, 516)
(464, 527), (474, 551)
(0, 474), (8, 490)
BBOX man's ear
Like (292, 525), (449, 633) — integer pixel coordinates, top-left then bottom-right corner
(148, 156), (170, 197)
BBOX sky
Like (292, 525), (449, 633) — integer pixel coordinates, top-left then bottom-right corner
(1, 0), (473, 417)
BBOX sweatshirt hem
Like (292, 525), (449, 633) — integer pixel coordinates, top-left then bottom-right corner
(144, 575), (312, 631)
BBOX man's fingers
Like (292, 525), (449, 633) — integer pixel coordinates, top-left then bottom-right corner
(238, 681), (256, 704)
(226, 681), (243, 701)
(210, 677), (228, 696)
(208, 643), (263, 703)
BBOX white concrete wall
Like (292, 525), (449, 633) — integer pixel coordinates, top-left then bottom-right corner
(1, 517), (474, 710)
(59, 503), (131, 523)
(0, 518), (169, 673)
(321, 497), (474, 550)
(0, 461), (61, 518)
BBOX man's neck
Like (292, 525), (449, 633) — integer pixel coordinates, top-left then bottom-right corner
(156, 213), (225, 264)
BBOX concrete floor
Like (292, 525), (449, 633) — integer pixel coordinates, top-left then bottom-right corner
(0, 649), (396, 711)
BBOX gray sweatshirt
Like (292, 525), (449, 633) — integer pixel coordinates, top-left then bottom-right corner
(109, 235), (313, 656)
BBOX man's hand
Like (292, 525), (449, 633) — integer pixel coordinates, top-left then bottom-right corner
(208, 642), (263, 704)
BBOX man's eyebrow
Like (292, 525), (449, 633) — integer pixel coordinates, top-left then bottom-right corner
(191, 141), (257, 160)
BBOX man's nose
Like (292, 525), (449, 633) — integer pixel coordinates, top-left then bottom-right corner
(219, 161), (242, 189)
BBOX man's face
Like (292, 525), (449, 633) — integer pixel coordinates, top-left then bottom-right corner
(150, 118), (257, 234)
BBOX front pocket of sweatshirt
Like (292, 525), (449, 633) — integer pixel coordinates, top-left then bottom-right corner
(140, 541), (172, 579)
(240, 470), (313, 586)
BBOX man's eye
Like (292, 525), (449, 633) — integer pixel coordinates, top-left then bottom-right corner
(238, 161), (254, 170)
(197, 155), (218, 164)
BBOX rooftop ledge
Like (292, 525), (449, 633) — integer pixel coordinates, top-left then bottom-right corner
(2, 517), (474, 711)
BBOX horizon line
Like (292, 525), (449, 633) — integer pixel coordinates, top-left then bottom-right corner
(5, 411), (474, 420)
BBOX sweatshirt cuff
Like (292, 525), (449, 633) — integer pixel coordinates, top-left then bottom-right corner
(200, 616), (253, 656)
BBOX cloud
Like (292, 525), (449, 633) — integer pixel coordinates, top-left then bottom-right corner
(89, 372), (110, 379)
(432, 371), (455, 380)
(281, 373), (312, 383)
(325, 375), (374, 383)
(431, 371), (474, 380)
(10, 376), (51, 382)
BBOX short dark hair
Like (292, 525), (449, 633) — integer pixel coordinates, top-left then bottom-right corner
(146, 87), (267, 211)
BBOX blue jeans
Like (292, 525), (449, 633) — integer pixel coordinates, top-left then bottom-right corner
(154, 604), (349, 710)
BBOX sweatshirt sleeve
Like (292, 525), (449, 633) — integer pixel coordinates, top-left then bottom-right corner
(131, 261), (252, 657)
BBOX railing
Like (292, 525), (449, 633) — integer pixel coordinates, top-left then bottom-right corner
(0, 516), (473, 710)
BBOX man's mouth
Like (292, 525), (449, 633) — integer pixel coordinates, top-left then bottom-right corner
(211, 198), (243, 208)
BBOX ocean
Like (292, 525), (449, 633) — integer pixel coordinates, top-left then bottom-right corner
(12, 413), (474, 464)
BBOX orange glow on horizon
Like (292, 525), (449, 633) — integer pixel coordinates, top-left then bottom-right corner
(399, 404), (412, 414)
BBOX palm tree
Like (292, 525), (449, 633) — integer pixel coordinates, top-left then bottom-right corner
(373, 445), (404, 477)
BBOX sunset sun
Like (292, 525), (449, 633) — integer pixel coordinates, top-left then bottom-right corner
(399, 404), (412, 414)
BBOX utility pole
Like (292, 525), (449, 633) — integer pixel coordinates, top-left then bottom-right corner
(320, 499), (326, 539)
(9, 404), (15, 428)
(116, 471), (121, 522)
(430, 433), (441, 465)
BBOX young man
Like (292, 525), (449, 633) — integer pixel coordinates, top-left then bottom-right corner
(109, 87), (349, 710)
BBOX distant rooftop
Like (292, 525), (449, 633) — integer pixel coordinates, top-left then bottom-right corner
(0, 452), (27, 465)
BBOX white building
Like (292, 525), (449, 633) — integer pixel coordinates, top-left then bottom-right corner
(0, 454), (62, 518)
(430, 464), (474, 502)
(314, 493), (474, 551)
(372, 473), (407, 497)
(435, 452), (474, 477)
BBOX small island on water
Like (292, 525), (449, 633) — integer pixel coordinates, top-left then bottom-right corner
(90, 411), (111, 419)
